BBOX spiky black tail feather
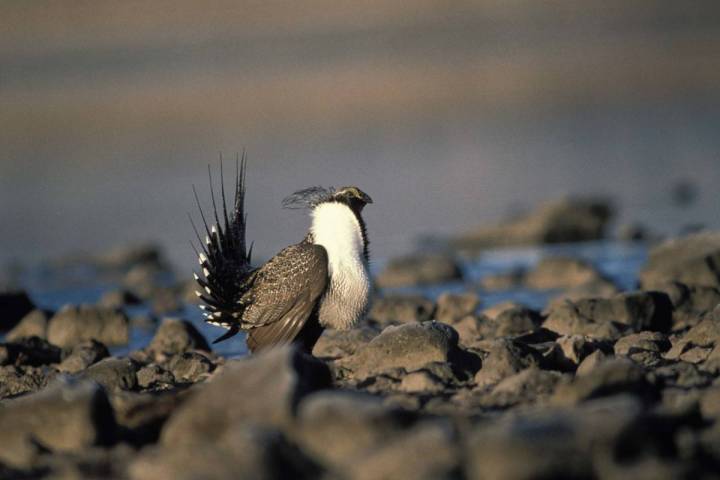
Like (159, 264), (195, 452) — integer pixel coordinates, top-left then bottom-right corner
(190, 154), (254, 342)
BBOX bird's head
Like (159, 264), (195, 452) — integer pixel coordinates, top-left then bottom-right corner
(331, 186), (373, 212)
(282, 185), (373, 213)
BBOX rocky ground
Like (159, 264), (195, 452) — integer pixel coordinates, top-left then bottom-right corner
(1, 231), (720, 479)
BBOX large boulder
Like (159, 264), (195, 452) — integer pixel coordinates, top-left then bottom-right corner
(452, 197), (613, 251)
(375, 254), (462, 288)
(47, 305), (130, 347)
(640, 231), (720, 289)
(0, 380), (116, 468)
(161, 346), (331, 446)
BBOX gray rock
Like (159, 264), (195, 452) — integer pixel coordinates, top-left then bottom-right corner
(366, 295), (434, 325)
(57, 339), (110, 373)
(575, 349), (609, 377)
(161, 346), (330, 445)
(466, 395), (643, 480)
(375, 254), (462, 288)
(664, 305), (720, 360)
(0, 290), (35, 332)
(337, 322), (459, 379)
(48, 305), (130, 347)
(398, 369), (447, 394)
(312, 326), (378, 359)
(0, 380), (115, 468)
(524, 256), (607, 290)
(166, 351), (215, 383)
(0, 365), (54, 399)
(654, 281), (720, 329)
(453, 197), (613, 251)
(434, 292), (480, 324)
(98, 289), (142, 309)
(136, 364), (175, 389)
(640, 231), (720, 289)
(131, 424), (319, 480)
(544, 291), (673, 340)
(294, 390), (414, 471)
(450, 314), (484, 345)
(550, 335), (607, 369)
(81, 357), (139, 392)
(654, 361), (713, 389)
(474, 339), (544, 389)
(5, 309), (50, 341)
(148, 318), (210, 355)
(0, 337), (62, 367)
(614, 331), (670, 367)
(109, 390), (185, 445)
(552, 358), (656, 405)
(615, 331), (670, 356)
(482, 301), (526, 320)
(347, 420), (460, 480)
(493, 306), (543, 336)
(486, 367), (564, 408)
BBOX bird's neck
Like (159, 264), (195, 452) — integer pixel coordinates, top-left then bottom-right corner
(310, 202), (367, 271)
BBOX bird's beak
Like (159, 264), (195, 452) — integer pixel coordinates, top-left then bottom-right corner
(361, 192), (373, 204)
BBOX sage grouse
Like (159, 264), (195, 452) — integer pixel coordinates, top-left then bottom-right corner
(190, 159), (372, 353)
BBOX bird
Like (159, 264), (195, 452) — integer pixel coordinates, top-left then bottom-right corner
(190, 156), (373, 354)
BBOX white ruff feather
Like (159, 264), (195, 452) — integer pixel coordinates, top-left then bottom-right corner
(310, 202), (370, 329)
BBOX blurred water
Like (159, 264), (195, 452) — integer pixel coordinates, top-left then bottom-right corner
(14, 241), (647, 358)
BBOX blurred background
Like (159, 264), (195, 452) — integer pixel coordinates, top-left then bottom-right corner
(2, 1), (720, 271)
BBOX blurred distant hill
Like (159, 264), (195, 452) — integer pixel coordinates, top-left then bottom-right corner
(2, 1), (720, 268)
(3, 1), (720, 145)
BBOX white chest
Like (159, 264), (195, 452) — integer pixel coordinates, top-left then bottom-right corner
(310, 202), (370, 329)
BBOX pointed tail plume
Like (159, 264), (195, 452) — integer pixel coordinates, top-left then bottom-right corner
(189, 154), (254, 341)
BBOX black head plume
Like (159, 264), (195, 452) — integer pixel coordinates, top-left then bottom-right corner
(282, 186), (335, 209)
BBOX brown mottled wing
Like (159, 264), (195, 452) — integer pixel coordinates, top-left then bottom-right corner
(242, 243), (328, 352)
